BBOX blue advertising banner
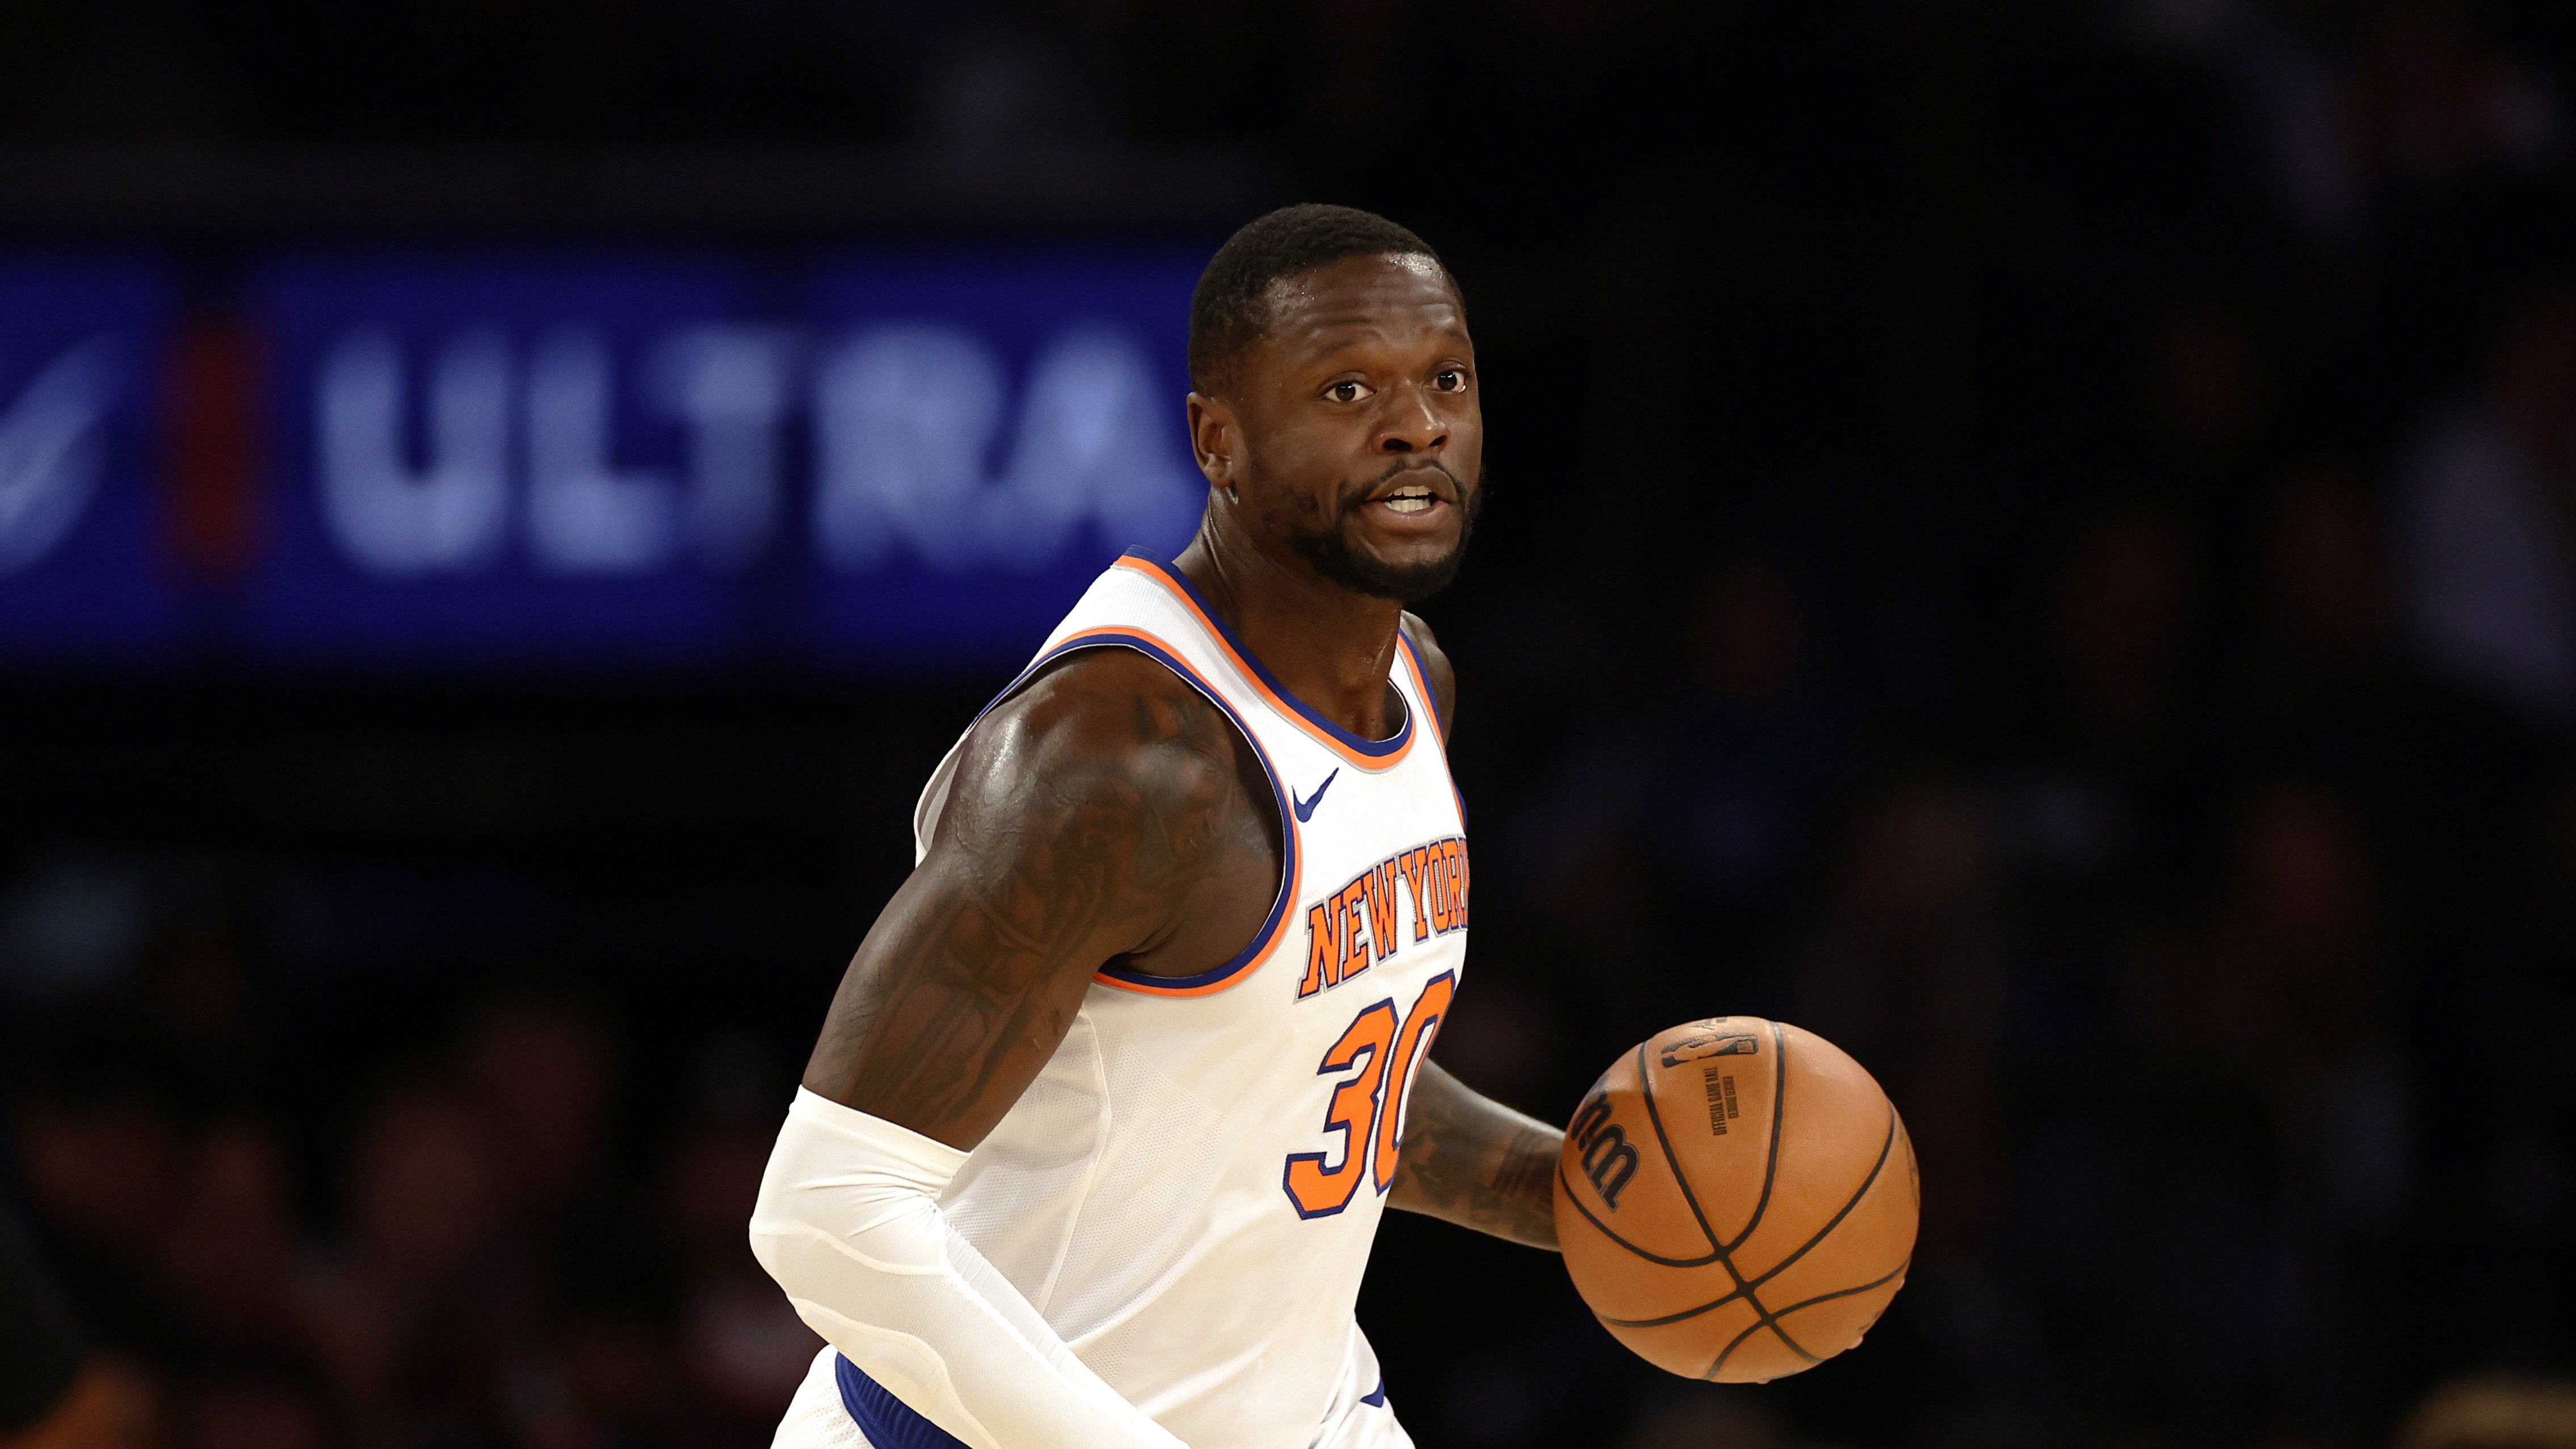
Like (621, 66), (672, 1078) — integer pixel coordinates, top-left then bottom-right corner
(0, 258), (177, 657)
(802, 254), (1203, 663)
(0, 246), (1211, 669)
(243, 257), (772, 664)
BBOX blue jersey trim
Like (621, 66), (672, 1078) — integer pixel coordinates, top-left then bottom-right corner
(1074, 632), (1297, 993)
(1393, 629), (1468, 830)
(1396, 632), (1444, 738)
(1122, 551), (1414, 759)
(1361, 1378), (1388, 1408)
(835, 1354), (969, 1449)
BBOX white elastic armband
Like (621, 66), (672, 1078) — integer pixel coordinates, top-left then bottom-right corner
(748, 1089), (1188, 1449)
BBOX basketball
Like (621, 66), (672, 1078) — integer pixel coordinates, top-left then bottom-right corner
(1554, 1017), (1918, 1383)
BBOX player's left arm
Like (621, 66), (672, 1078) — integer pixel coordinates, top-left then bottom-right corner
(1389, 1062), (1561, 1250)
(1388, 613), (1562, 1251)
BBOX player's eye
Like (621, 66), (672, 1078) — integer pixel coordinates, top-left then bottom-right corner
(1324, 379), (1373, 404)
(1431, 368), (1470, 393)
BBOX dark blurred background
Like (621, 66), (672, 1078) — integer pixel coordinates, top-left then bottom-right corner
(6, 3), (2576, 1449)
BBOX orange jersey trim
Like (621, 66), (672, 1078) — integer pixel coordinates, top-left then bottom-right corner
(1112, 555), (1419, 773)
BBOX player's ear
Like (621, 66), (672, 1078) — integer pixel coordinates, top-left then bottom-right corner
(1186, 391), (1239, 491)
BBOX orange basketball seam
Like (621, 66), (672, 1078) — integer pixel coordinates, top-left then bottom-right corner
(1782, 1261), (1911, 1315)
(1714, 1020), (1814, 1376)
(1736, 1019), (1789, 1254)
(1630, 1035), (1790, 1377)
(1700, 1261), (1908, 1379)
(1699, 1022), (1822, 1378)
(1555, 1163), (1734, 1269)
(1550, 1061), (1739, 1267)
(1598, 1104), (1900, 1331)
(1632, 1041), (1733, 1258)
(1560, 1023), (1805, 1276)
(1716, 1311), (1822, 1377)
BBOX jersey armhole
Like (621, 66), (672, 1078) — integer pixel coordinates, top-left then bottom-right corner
(932, 628), (1302, 999)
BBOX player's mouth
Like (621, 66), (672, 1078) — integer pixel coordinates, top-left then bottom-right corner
(1357, 469), (1459, 529)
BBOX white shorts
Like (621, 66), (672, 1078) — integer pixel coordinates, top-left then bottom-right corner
(769, 1326), (1414, 1449)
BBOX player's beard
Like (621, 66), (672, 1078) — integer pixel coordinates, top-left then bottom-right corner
(1281, 461), (1486, 604)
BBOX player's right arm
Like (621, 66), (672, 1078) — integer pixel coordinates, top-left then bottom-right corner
(753, 649), (1243, 1449)
(802, 647), (1242, 1146)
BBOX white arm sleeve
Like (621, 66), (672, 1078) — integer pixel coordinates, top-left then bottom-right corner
(748, 1088), (1188, 1449)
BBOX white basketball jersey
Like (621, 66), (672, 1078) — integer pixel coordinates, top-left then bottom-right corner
(887, 552), (1471, 1449)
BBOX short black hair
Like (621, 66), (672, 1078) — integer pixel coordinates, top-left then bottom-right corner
(1188, 203), (1448, 396)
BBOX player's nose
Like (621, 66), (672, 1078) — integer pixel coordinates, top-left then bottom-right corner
(1375, 384), (1448, 455)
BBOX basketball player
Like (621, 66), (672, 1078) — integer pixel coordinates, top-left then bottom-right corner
(751, 205), (1561, 1449)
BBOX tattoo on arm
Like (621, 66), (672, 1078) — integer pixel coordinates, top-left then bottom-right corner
(1389, 1061), (1563, 1251)
(802, 654), (1243, 1147)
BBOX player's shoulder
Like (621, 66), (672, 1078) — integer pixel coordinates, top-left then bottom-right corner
(959, 646), (1241, 818)
(1398, 611), (1457, 737)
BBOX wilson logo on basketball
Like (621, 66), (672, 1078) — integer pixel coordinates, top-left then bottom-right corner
(1566, 1090), (1640, 1210)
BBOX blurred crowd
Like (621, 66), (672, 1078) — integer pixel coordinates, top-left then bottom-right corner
(3, 968), (818, 1449)
(9, 2), (2576, 1449)
(1391, 1), (2576, 1445)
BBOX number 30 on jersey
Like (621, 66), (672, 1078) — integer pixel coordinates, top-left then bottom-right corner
(1282, 972), (1456, 1219)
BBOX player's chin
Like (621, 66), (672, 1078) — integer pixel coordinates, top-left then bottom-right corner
(1349, 534), (1470, 603)
(1354, 534), (1459, 578)
(1292, 512), (1472, 602)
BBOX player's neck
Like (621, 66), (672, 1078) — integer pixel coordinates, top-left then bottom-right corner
(1172, 531), (1406, 742)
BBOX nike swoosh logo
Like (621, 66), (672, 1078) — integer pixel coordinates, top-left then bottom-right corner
(1293, 768), (1340, 823)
